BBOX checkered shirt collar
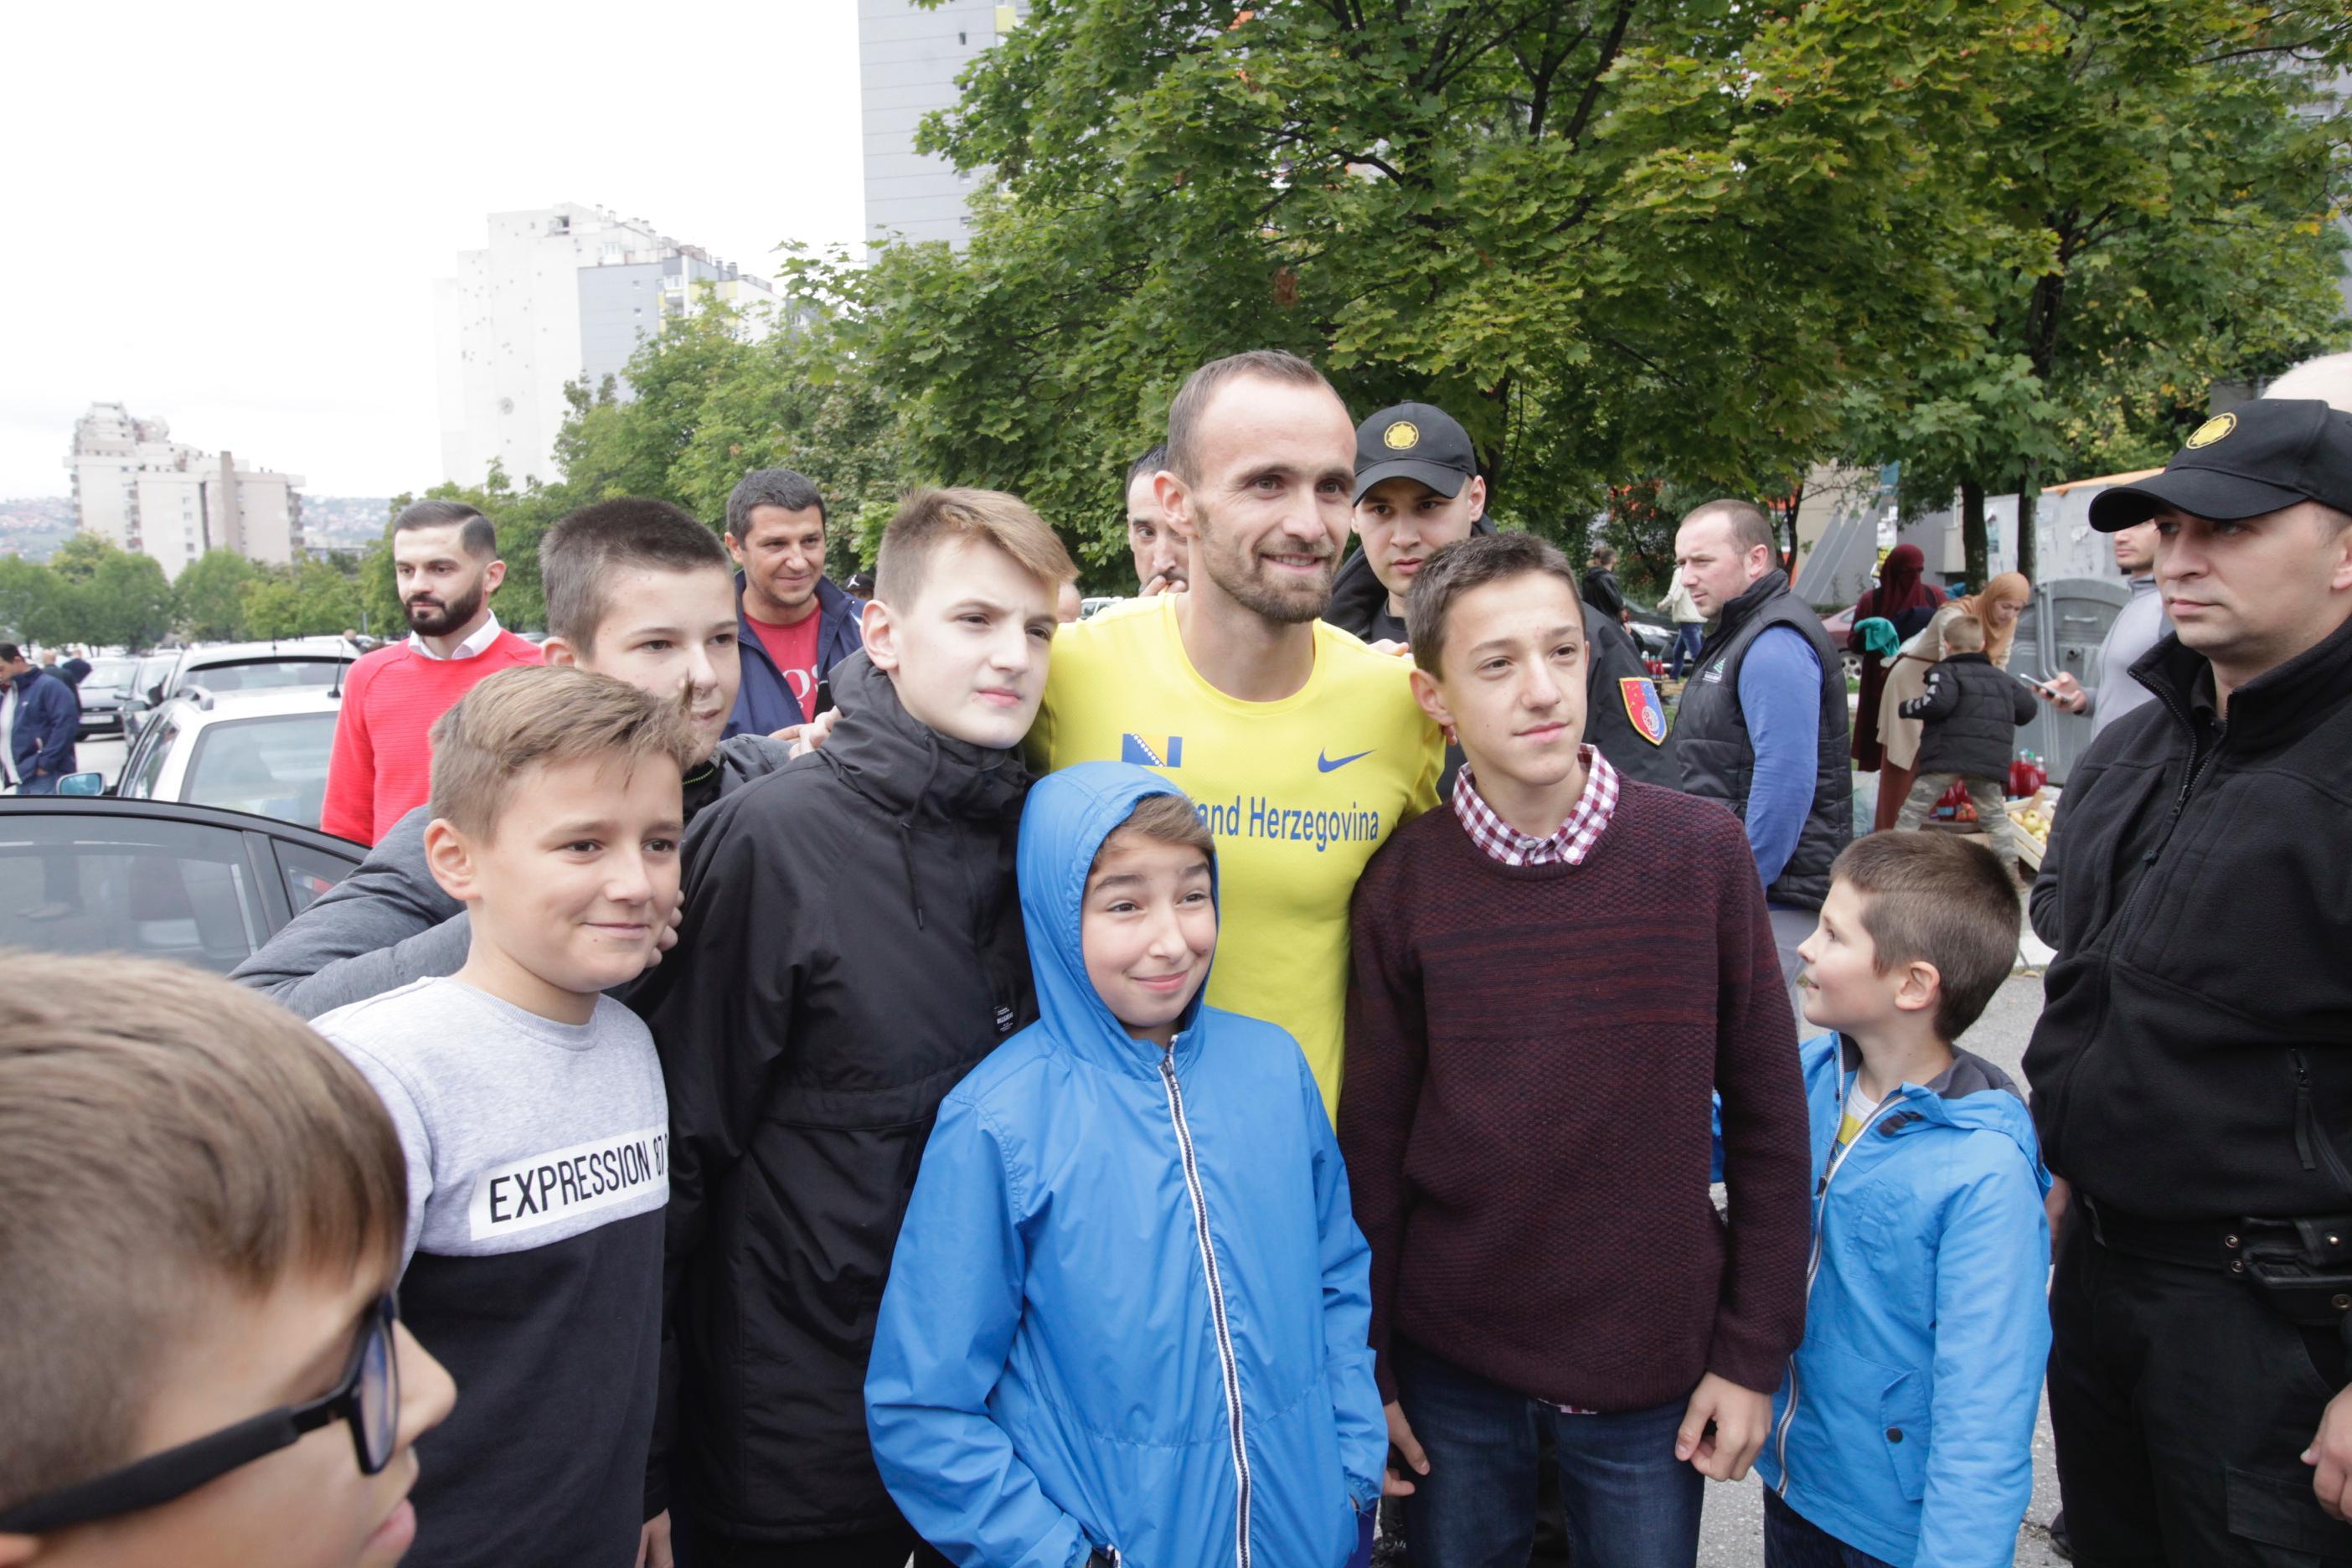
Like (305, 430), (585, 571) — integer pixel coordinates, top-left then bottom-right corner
(1451, 746), (1620, 868)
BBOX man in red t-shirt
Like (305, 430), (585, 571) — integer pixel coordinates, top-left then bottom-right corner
(320, 500), (541, 843)
(722, 468), (864, 740)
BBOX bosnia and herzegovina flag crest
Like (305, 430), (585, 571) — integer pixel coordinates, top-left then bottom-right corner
(1619, 678), (1668, 746)
(1121, 734), (1184, 768)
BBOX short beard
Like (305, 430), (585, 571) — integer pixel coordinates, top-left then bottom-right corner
(1195, 506), (1333, 625)
(405, 581), (485, 637)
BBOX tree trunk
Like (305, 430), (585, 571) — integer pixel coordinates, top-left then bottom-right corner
(2015, 472), (2039, 585)
(1961, 478), (1988, 590)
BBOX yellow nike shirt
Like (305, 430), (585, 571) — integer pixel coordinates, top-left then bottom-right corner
(1029, 596), (1442, 1113)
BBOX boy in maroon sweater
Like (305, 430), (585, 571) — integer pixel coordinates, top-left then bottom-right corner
(1338, 533), (1811, 1568)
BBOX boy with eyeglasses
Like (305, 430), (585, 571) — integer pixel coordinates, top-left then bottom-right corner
(311, 665), (695, 1568)
(0, 953), (456, 1568)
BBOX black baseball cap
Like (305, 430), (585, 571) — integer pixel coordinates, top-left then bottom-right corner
(2088, 399), (2352, 531)
(1354, 402), (1478, 504)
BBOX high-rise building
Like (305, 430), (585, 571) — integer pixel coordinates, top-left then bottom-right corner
(859, 0), (1027, 252)
(435, 203), (783, 487)
(65, 403), (304, 580)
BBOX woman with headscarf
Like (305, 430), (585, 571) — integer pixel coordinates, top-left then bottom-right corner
(1873, 571), (2031, 831)
(1849, 544), (1947, 772)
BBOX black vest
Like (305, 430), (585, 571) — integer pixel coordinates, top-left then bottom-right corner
(1674, 572), (1852, 910)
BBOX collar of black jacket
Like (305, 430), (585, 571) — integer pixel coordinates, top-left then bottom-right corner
(2131, 607), (2352, 751)
(1713, 568), (1792, 635)
(817, 650), (1029, 823)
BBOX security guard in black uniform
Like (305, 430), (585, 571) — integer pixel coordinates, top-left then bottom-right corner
(2024, 398), (2352, 1564)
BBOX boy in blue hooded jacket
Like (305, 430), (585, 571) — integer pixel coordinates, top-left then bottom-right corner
(1758, 830), (2052, 1568)
(868, 761), (1387, 1568)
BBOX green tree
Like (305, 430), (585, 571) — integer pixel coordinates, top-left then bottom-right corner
(238, 574), (306, 642)
(790, 0), (2047, 579)
(46, 531), (113, 586)
(1856, 0), (2349, 585)
(0, 558), (62, 645)
(84, 549), (176, 651)
(175, 549), (261, 639)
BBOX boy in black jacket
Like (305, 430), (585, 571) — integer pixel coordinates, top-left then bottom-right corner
(635, 488), (1074, 1567)
(1892, 614), (2035, 871)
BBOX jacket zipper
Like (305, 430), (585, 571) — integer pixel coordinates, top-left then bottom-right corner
(1771, 1074), (1897, 1491)
(2293, 1049), (2352, 1199)
(1159, 1053), (1252, 1568)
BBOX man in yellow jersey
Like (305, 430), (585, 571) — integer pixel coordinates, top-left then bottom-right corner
(1029, 350), (1442, 1115)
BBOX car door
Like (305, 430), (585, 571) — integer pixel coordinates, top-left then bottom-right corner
(0, 797), (364, 972)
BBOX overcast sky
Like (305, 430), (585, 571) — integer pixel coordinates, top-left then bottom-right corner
(0, 0), (867, 499)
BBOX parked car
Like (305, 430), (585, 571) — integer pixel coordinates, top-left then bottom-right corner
(118, 637), (361, 740)
(0, 795), (362, 970)
(1818, 605), (1865, 681)
(72, 656), (142, 737)
(115, 687), (343, 833)
(120, 651), (183, 743)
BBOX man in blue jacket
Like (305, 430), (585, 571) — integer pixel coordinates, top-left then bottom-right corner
(722, 467), (865, 739)
(868, 763), (1386, 1568)
(5, 643), (80, 794)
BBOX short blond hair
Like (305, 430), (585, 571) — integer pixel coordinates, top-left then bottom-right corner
(428, 665), (696, 840)
(874, 487), (1075, 610)
(1942, 614), (1986, 653)
(0, 955), (408, 1511)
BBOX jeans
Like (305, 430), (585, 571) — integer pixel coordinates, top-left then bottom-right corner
(1893, 772), (2016, 869)
(1394, 1340), (1702, 1568)
(2048, 1214), (2352, 1565)
(21, 771), (58, 795)
(1762, 1490), (1896, 1568)
(1670, 623), (1705, 679)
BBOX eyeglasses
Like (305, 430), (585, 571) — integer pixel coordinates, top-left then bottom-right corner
(0, 1294), (402, 1534)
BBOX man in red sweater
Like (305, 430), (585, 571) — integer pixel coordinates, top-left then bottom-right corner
(1338, 532), (1810, 1568)
(322, 500), (540, 843)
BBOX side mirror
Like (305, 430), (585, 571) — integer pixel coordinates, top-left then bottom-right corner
(56, 772), (106, 797)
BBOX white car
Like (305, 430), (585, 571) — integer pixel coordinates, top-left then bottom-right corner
(114, 686), (343, 833)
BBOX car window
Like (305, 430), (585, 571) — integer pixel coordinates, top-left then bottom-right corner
(274, 838), (359, 916)
(186, 658), (347, 693)
(138, 653), (177, 693)
(85, 659), (137, 691)
(0, 812), (266, 972)
(121, 715), (181, 799)
(180, 712), (338, 829)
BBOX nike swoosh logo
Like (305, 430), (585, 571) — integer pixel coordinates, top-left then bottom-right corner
(1317, 749), (1374, 773)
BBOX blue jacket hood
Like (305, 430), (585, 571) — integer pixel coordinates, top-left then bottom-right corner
(1814, 1032), (2050, 1194)
(1018, 761), (1218, 1077)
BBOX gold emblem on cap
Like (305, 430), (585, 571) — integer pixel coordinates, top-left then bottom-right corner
(2186, 413), (2237, 450)
(1383, 420), (1420, 451)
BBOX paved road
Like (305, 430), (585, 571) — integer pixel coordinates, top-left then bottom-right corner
(1694, 969), (2065, 1567)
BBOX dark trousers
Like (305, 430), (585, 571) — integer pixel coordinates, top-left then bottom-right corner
(2049, 1212), (2352, 1565)
(1761, 1490), (1895, 1568)
(1394, 1341), (1700, 1568)
(1669, 624), (1705, 679)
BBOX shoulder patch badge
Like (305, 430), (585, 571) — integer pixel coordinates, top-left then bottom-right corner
(1620, 677), (1668, 746)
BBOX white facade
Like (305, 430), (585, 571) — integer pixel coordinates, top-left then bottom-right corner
(65, 404), (304, 580)
(859, 0), (1026, 251)
(435, 203), (782, 487)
